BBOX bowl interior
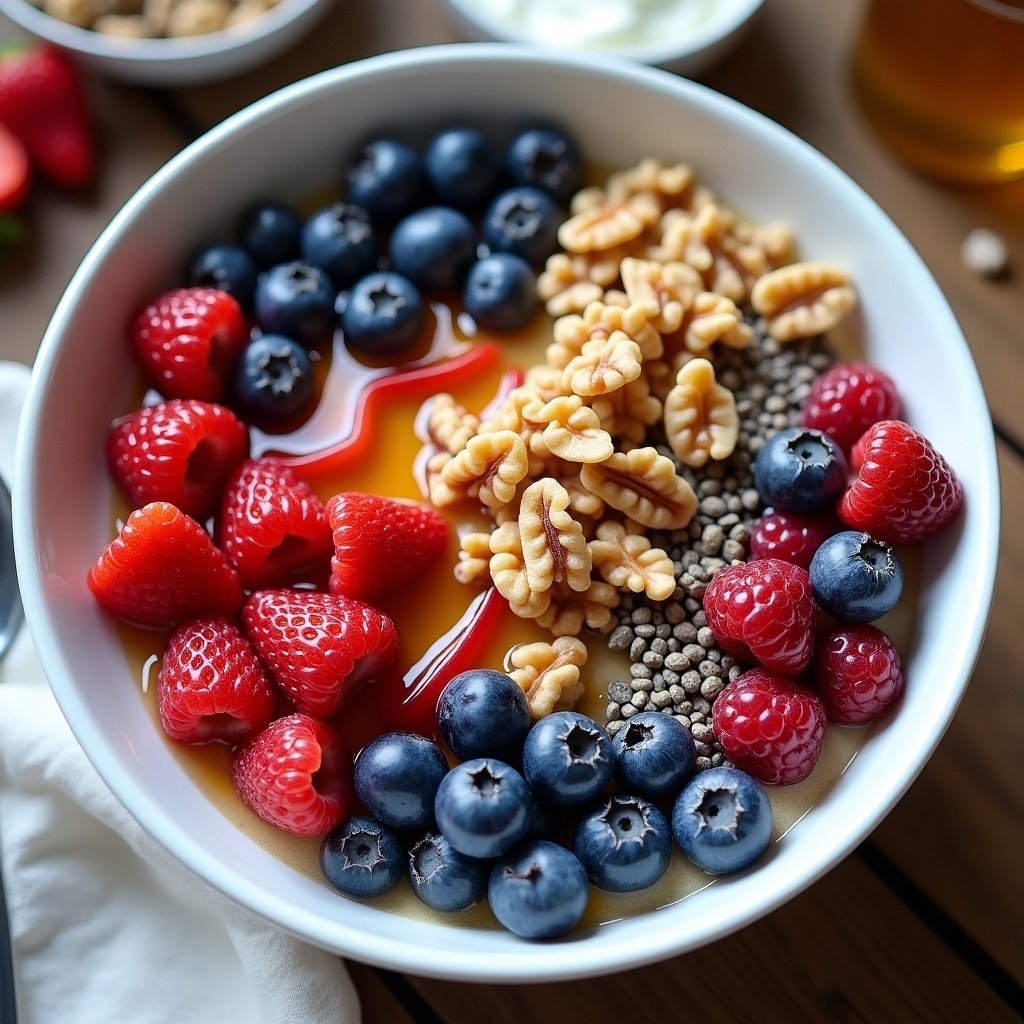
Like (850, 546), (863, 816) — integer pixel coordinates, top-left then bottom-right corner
(14, 46), (1000, 982)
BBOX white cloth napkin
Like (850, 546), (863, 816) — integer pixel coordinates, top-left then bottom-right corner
(0, 361), (361, 1024)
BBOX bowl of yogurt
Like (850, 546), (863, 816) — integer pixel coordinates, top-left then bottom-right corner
(440, 0), (765, 77)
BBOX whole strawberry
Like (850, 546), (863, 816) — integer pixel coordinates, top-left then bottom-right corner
(232, 713), (351, 837)
(703, 558), (816, 675)
(130, 287), (248, 402)
(87, 501), (242, 629)
(712, 668), (827, 785)
(218, 458), (333, 589)
(158, 617), (275, 744)
(107, 399), (250, 522)
(814, 623), (904, 726)
(801, 361), (901, 454)
(327, 492), (448, 602)
(0, 43), (93, 190)
(242, 589), (398, 718)
(838, 420), (963, 544)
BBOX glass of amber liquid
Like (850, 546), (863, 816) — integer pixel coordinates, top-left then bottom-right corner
(852, 0), (1024, 184)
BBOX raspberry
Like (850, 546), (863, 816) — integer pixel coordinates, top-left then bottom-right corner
(813, 624), (904, 726)
(838, 420), (963, 544)
(703, 559), (816, 675)
(158, 617), (275, 744)
(801, 361), (901, 454)
(749, 510), (835, 571)
(712, 668), (827, 785)
(107, 399), (250, 522)
(232, 714), (351, 837)
(130, 287), (247, 402)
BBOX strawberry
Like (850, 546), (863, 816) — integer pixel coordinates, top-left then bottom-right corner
(838, 420), (963, 544)
(0, 43), (93, 190)
(158, 617), (275, 744)
(327, 492), (448, 602)
(0, 122), (29, 212)
(242, 589), (398, 718)
(107, 399), (250, 522)
(130, 287), (248, 402)
(801, 361), (901, 455)
(87, 501), (243, 629)
(218, 458), (333, 589)
(232, 713), (351, 837)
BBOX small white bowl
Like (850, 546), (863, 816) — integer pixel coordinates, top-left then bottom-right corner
(441, 0), (765, 77)
(0, 0), (333, 86)
(14, 45), (999, 982)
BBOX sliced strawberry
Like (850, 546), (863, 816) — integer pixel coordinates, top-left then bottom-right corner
(158, 617), (275, 744)
(327, 492), (448, 602)
(107, 399), (250, 522)
(0, 123), (29, 213)
(242, 589), (398, 718)
(232, 714), (351, 837)
(87, 502), (243, 629)
(130, 287), (247, 402)
(218, 458), (332, 589)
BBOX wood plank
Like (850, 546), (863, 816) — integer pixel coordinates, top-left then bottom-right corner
(345, 963), (418, 1024)
(406, 853), (1020, 1024)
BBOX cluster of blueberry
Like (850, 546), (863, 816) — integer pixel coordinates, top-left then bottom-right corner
(184, 124), (582, 426)
(320, 669), (773, 941)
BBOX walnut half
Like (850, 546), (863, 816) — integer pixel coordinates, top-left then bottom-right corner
(518, 478), (593, 595)
(663, 357), (739, 468)
(507, 636), (587, 719)
(751, 262), (857, 341)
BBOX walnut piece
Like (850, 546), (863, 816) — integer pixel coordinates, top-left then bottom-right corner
(558, 192), (660, 254)
(507, 636), (587, 719)
(488, 522), (551, 617)
(607, 159), (694, 209)
(589, 376), (663, 447)
(580, 447), (697, 530)
(537, 395), (615, 464)
(620, 257), (704, 335)
(562, 335), (643, 398)
(536, 580), (619, 636)
(548, 300), (662, 371)
(677, 291), (753, 354)
(425, 394), (480, 454)
(751, 262), (858, 341)
(589, 521), (676, 601)
(537, 253), (605, 317)
(438, 430), (530, 509)
(663, 357), (739, 468)
(518, 478), (593, 594)
(454, 531), (492, 586)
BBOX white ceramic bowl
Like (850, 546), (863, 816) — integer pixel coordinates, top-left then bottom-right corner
(441, 0), (765, 77)
(14, 45), (999, 981)
(0, 0), (332, 85)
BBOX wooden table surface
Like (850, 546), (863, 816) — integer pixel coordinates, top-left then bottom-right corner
(2, 0), (1022, 1020)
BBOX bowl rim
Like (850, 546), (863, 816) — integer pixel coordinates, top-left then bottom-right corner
(14, 43), (1001, 982)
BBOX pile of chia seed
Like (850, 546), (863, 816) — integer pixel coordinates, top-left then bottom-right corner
(603, 326), (834, 772)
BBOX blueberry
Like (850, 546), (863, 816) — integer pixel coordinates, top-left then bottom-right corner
(320, 816), (404, 899)
(424, 126), (501, 210)
(753, 427), (849, 514)
(407, 831), (491, 913)
(433, 758), (532, 859)
(463, 253), (538, 334)
(233, 333), (314, 422)
(237, 201), (302, 269)
(254, 261), (335, 347)
(521, 711), (615, 808)
(354, 731), (449, 831)
(488, 840), (588, 940)
(341, 271), (424, 356)
(809, 530), (904, 623)
(572, 794), (671, 893)
(612, 711), (696, 801)
(187, 244), (258, 311)
(671, 767), (772, 875)
(504, 125), (584, 204)
(300, 203), (378, 289)
(525, 798), (563, 843)
(388, 207), (477, 292)
(436, 668), (531, 762)
(482, 186), (560, 268)
(345, 138), (424, 225)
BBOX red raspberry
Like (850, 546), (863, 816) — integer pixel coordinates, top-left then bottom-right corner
(327, 492), (448, 602)
(130, 287), (247, 401)
(107, 399), (250, 522)
(749, 510), (835, 571)
(232, 714), (351, 837)
(813, 624), (904, 726)
(218, 458), (333, 589)
(712, 668), (827, 785)
(87, 502), (242, 629)
(838, 420), (963, 544)
(242, 589), (398, 718)
(801, 361), (901, 454)
(703, 558), (816, 675)
(158, 617), (275, 744)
